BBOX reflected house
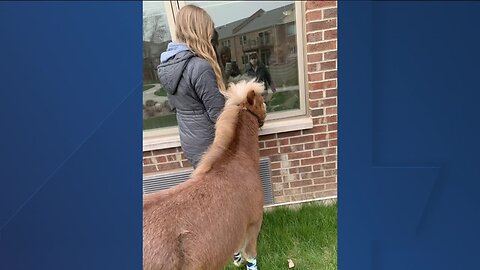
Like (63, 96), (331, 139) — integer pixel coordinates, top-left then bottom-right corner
(143, 40), (169, 82)
(216, 3), (297, 86)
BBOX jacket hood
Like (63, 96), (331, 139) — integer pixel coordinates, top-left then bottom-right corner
(157, 42), (194, 95)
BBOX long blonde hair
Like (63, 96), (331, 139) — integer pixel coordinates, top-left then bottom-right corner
(175, 5), (226, 93)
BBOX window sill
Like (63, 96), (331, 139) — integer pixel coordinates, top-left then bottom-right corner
(143, 116), (313, 152)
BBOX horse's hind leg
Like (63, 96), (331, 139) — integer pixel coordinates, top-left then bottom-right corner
(243, 221), (262, 270)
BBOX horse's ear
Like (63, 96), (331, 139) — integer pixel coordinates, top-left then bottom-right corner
(246, 89), (255, 105)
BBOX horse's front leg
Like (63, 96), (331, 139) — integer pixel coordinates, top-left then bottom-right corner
(242, 220), (262, 270)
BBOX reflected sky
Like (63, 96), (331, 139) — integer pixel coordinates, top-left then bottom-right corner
(143, 1), (293, 27)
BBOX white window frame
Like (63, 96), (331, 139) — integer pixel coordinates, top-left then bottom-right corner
(144, 1), (312, 151)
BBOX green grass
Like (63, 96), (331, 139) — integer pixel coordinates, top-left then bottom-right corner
(143, 84), (156, 91)
(224, 202), (337, 270)
(268, 90), (300, 113)
(143, 114), (177, 130)
(154, 88), (167, 97)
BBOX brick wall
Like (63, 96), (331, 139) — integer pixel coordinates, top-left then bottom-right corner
(143, 1), (338, 205)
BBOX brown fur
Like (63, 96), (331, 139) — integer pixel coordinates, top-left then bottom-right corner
(143, 80), (267, 270)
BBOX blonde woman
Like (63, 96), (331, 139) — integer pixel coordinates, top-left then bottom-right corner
(158, 5), (226, 169)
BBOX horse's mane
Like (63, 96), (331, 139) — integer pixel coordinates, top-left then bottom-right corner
(192, 79), (264, 177)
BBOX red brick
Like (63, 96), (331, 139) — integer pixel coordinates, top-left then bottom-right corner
(280, 144), (304, 153)
(311, 108), (324, 117)
(328, 132), (338, 139)
(289, 167), (299, 174)
(325, 169), (337, 176)
(306, 1), (336, 10)
(325, 70), (337, 79)
(290, 179), (313, 188)
(307, 40), (336, 52)
(307, 63), (320, 72)
(315, 189), (337, 198)
(315, 133), (328, 141)
(322, 162), (336, 170)
(284, 187), (302, 196)
(307, 53), (323, 63)
(270, 155), (282, 162)
(324, 51), (337, 60)
(290, 160), (300, 167)
(326, 89), (337, 97)
(308, 72), (324, 82)
(259, 142), (265, 148)
(301, 157), (325, 166)
(326, 155), (337, 162)
(302, 185), (325, 193)
(152, 148), (177, 156)
(305, 141), (329, 150)
(328, 123), (338, 131)
(306, 10), (323, 22)
(271, 162), (281, 170)
(307, 31), (323, 43)
(290, 135), (314, 144)
(274, 190), (284, 197)
(278, 138), (289, 145)
(157, 162), (181, 171)
(309, 100), (320, 108)
(260, 147), (279, 157)
(271, 176), (282, 183)
(155, 156), (167, 163)
(143, 165), (158, 174)
(322, 98), (337, 107)
(288, 151), (312, 160)
(143, 151), (152, 157)
(327, 115), (337, 123)
(309, 80), (336, 91)
(278, 130), (302, 138)
(320, 61), (336, 71)
(301, 171), (324, 179)
(182, 160), (192, 168)
(143, 158), (153, 165)
(272, 169), (282, 177)
(303, 125), (327, 135)
(326, 183), (337, 190)
(314, 177), (336, 185)
(265, 140), (278, 148)
(166, 154), (178, 162)
(324, 7), (337, 18)
(324, 29), (337, 40)
(260, 134), (276, 141)
(326, 107), (337, 115)
(291, 194), (309, 201)
(309, 90), (324, 100)
(299, 166), (313, 173)
(329, 139), (338, 147)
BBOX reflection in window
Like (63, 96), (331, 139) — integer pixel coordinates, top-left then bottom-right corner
(196, 1), (300, 113)
(143, 2), (177, 130)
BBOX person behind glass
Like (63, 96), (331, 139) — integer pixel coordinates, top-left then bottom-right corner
(157, 5), (226, 168)
(219, 46), (241, 84)
(245, 52), (276, 97)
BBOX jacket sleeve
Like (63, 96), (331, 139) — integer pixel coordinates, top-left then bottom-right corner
(193, 65), (225, 123)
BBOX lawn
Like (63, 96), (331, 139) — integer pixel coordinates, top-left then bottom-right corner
(224, 202), (337, 270)
(143, 114), (177, 130)
(267, 90), (300, 113)
(143, 84), (156, 91)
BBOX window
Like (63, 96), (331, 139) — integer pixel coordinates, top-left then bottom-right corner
(143, 2), (177, 131)
(144, 1), (308, 149)
(240, 35), (247, 46)
(287, 22), (296, 36)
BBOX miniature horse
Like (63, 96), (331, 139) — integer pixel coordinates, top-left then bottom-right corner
(143, 80), (267, 270)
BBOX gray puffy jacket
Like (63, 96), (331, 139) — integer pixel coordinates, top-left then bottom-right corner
(158, 47), (225, 168)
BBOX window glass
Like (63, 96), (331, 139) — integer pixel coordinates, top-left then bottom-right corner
(185, 1), (301, 114)
(143, 2), (177, 130)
